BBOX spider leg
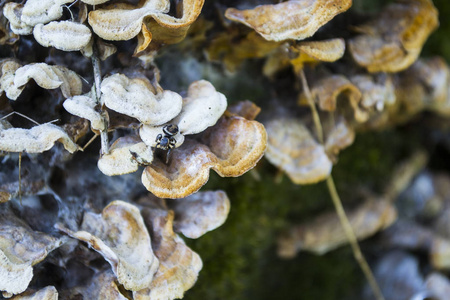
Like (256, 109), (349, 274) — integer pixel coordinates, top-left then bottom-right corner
(155, 134), (163, 149)
(165, 148), (171, 164)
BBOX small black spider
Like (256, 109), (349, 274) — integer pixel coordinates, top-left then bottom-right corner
(155, 124), (179, 151)
(155, 124), (180, 164)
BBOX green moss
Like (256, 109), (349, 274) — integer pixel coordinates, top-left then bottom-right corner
(333, 127), (420, 197)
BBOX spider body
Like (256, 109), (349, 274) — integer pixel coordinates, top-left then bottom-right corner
(155, 124), (179, 150)
(155, 134), (176, 150)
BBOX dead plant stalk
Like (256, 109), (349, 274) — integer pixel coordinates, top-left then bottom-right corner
(299, 69), (385, 300)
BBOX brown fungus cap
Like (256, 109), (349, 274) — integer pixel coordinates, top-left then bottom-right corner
(348, 0), (439, 73)
(225, 0), (352, 42)
(265, 117), (354, 183)
(350, 74), (396, 113)
(168, 190), (230, 239)
(136, 23), (152, 55)
(57, 201), (160, 291)
(294, 39), (345, 62)
(139, 0), (205, 53)
(299, 74), (368, 123)
(88, 0), (204, 53)
(97, 136), (153, 176)
(396, 57), (450, 117)
(277, 199), (397, 258)
(324, 118), (355, 162)
(265, 118), (332, 185)
(136, 208), (202, 300)
(286, 39), (346, 73)
(206, 31), (282, 73)
(142, 113), (267, 199)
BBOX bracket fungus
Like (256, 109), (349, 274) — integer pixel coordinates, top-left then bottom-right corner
(139, 80), (227, 148)
(379, 218), (437, 246)
(350, 74), (396, 114)
(293, 39), (346, 63)
(0, 61), (82, 100)
(136, 207), (202, 300)
(348, 0), (439, 73)
(97, 136), (153, 176)
(277, 199), (397, 258)
(0, 59), (22, 100)
(324, 118), (355, 161)
(0, 212), (63, 296)
(265, 116), (355, 184)
(63, 94), (106, 132)
(2, 3), (33, 35)
(88, 0), (205, 52)
(55, 196), (209, 299)
(0, 123), (80, 153)
(168, 190), (230, 239)
(265, 118), (332, 185)
(57, 201), (160, 291)
(206, 31), (282, 73)
(225, 0), (352, 42)
(3, 0), (75, 35)
(2, 0), (450, 297)
(425, 272), (450, 299)
(33, 21), (92, 51)
(101, 73), (183, 126)
(396, 57), (450, 117)
(88, 1), (170, 41)
(288, 38), (346, 73)
(142, 104), (267, 198)
(95, 77), (265, 198)
(298, 75), (368, 123)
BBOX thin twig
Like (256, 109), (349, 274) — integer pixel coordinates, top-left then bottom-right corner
(326, 176), (385, 300)
(62, 5), (74, 21)
(299, 69), (323, 143)
(82, 133), (99, 151)
(299, 68), (385, 300)
(1, 111), (40, 125)
(91, 43), (109, 155)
